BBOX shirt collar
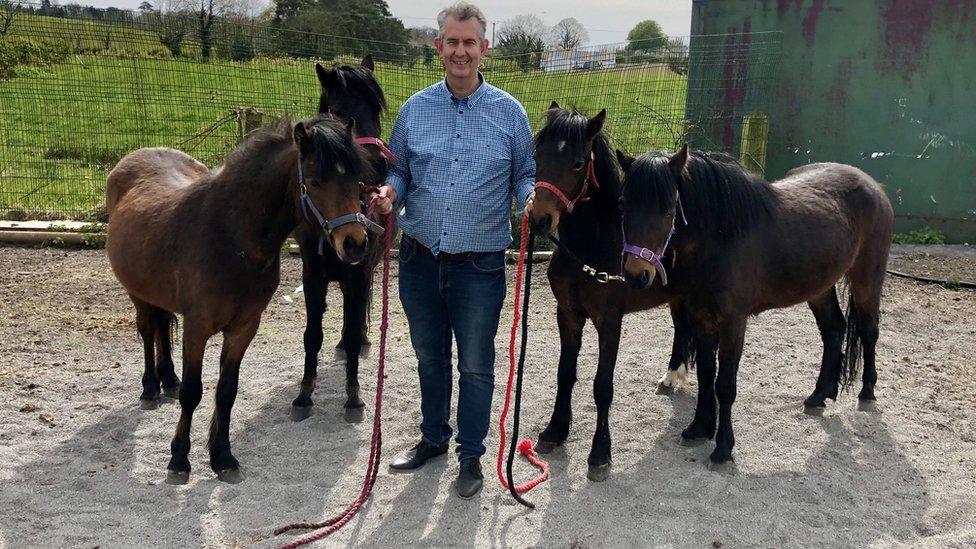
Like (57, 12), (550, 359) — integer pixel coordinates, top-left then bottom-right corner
(440, 72), (489, 107)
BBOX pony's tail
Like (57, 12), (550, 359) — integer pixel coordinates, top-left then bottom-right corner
(841, 287), (863, 391)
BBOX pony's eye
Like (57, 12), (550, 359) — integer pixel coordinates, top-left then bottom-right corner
(573, 161), (585, 171)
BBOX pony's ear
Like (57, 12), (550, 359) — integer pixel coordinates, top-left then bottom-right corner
(586, 108), (607, 140)
(616, 149), (635, 172)
(315, 63), (338, 90)
(549, 100), (560, 110)
(294, 121), (311, 154)
(668, 144), (690, 181)
(361, 54), (375, 72)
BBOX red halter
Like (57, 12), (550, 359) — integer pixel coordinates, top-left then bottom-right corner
(354, 136), (399, 166)
(534, 152), (599, 213)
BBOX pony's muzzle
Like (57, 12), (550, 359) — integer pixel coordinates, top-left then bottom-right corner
(333, 226), (368, 265)
(623, 255), (655, 289)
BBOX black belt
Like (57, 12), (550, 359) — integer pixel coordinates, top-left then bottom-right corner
(403, 235), (497, 262)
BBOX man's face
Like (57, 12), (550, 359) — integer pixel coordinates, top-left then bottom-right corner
(434, 16), (488, 81)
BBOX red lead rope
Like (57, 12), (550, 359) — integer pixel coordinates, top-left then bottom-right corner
(496, 213), (550, 507)
(273, 204), (393, 548)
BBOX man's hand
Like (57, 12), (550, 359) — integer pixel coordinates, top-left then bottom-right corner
(370, 184), (397, 215)
(523, 191), (535, 216)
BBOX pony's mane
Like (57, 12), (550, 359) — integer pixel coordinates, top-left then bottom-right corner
(630, 149), (778, 240)
(534, 108), (621, 207)
(222, 116), (373, 184)
(320, 64), (387, 114)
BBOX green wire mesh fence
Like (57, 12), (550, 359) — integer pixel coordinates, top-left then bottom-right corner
(0, 3), (781, 220)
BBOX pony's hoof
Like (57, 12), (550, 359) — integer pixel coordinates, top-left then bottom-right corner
(359, 343), (372, 359)
(162, 385), (180, 399)
(165, 470), (189, 485)
(706, 458), (735, 473)
(140, 398), (161, 410)
(679, 436), (708, 447)
(333, 347), (347, 362)
(586, 462), (611, 482)
(216, 468), (244, 484)
(803, 405), (826, 417)
(290, 405), (313, 422)
(655, 382), (675, 395)
(534, 439), (561, 454)
(343, 406), (365, 424)
(857, 399), (878, 412)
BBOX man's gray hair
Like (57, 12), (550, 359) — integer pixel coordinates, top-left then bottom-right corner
(436, 2), (488, 41)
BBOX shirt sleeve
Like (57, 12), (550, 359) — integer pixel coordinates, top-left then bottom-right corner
(386, 102), (411, 206)
(509, 103), (536, 212)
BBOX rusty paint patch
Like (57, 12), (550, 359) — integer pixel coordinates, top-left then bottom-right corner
(879, 0), (936, 83)
(721, 19), (751, 150)
(801, 0), (826, 45)
(828, 58), (853, 109)
(777, 0), (803, 15)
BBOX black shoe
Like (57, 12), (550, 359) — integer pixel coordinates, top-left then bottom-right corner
(389, 439), (448, 470)
(456, 457), (483, 499)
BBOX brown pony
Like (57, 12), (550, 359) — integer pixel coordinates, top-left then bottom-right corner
(106, 115), (373, 483)
(527, 104), (692, 482)
(618, 146), (893, 464)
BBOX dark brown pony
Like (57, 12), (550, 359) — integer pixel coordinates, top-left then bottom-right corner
(106, 116), (373, 483)
(527, 104), (691, 481)
(618, 146), (893, 464)
(290, 55), (393, 420)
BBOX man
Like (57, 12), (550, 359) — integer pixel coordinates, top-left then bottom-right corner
(370, 2), (535, 499)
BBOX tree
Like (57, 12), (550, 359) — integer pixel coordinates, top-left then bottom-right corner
(198, 0), (216, 62)
(496, 14), (546, 70)
(0, 0), (18, 38)
(273, 0), (408, 61)
(547, 17), (588, 51)
(626, 19), (667, 51)
(138, 1), (154, 13)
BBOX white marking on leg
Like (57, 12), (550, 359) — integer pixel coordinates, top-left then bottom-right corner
(658, 363), (689, 389)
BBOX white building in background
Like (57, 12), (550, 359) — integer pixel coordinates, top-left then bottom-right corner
(541, 48), (617, 72)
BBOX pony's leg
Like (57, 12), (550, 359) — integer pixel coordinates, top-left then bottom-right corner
(710, 317), (746, 464)
(292, 244), (328, 416)
(658, 302), (692, 392)
(803, 287), (845, 413)
(166, 320), (208, 483)
(336, 278), (373, 360)
(131, 297), (160, 408)
(537, 306), (585, 452)
(851, 282), (883, 407)
(681, 331), (717, 443)
(154, 308), (180, 398)
(339, 270), (369, 410)
(208, 318), (260, 483)
(586, 310), (623, 482)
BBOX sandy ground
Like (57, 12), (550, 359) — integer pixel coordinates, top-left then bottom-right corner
(1, 245), (975, 549)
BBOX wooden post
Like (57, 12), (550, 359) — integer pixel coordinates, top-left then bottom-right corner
(236, 107), (263, 144)
(740, 112), (769, 175)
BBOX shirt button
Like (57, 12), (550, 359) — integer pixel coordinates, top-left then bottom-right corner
(454, 158), (458, 162)
(443, 232), (447, 236)
(446, 207), (451, 211)
(458, 110), (463, 114)
(456, 134), (461, 138)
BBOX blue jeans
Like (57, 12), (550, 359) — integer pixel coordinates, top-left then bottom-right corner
(398, 236), (506, 461)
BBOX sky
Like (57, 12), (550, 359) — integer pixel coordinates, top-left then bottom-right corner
(68, 0), (694, 45)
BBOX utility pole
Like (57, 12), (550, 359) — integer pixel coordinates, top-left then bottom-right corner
(491, 21), (496, 45)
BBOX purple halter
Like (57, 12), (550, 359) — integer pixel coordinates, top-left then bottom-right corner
(621, 191), (688, 286)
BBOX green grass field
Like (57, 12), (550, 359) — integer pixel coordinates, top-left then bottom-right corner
(0, 24), (687, 218)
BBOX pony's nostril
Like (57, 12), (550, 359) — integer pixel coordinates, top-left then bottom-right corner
(640, 270), (650, 288)
(343, 236), (356, 256)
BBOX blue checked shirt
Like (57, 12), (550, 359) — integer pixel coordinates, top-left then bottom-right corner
(386, 77), (536, 254)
